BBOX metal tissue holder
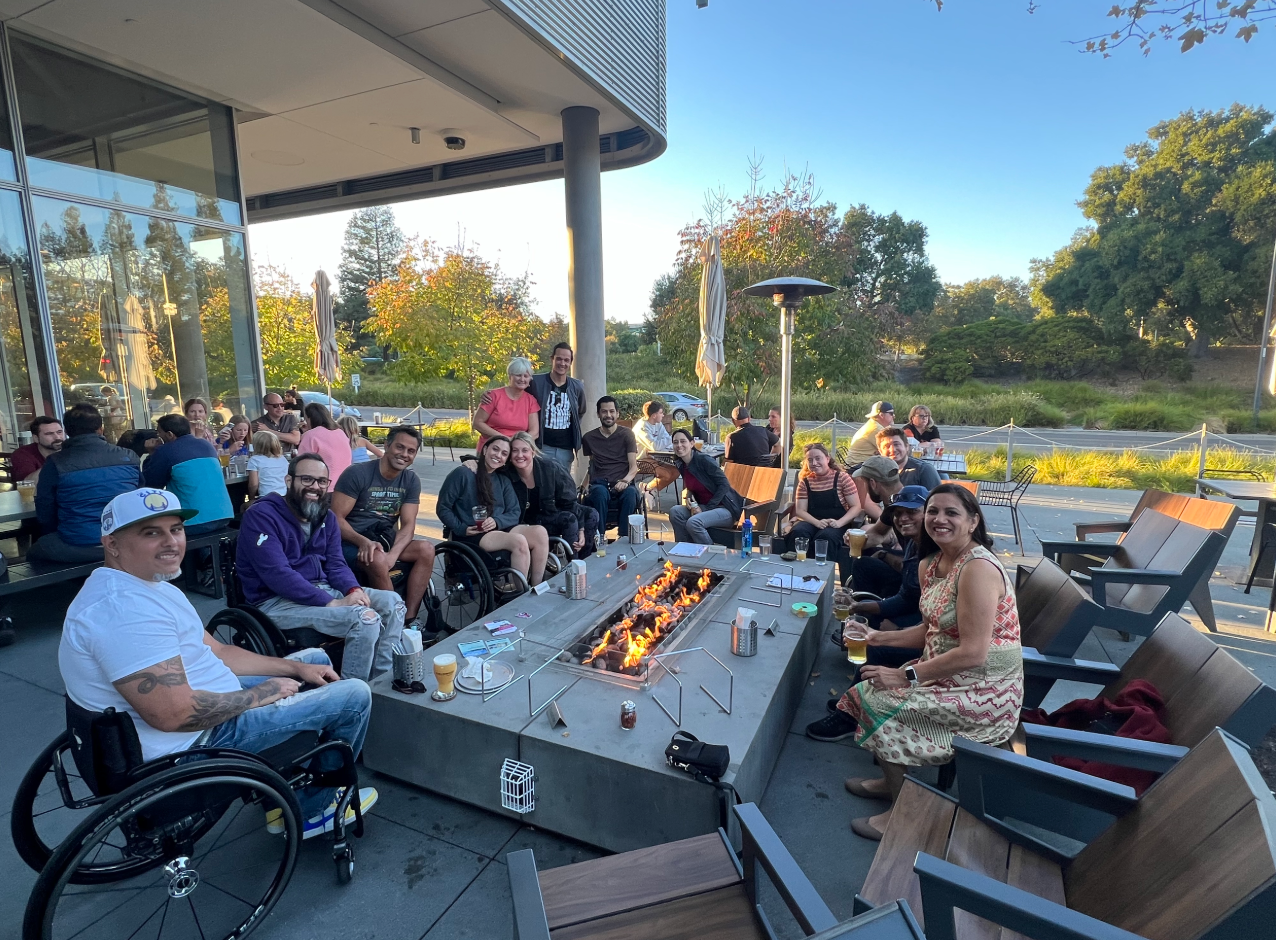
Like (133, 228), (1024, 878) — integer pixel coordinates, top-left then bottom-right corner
(647, 647), (733, 727)
(392, 650), (425, 683)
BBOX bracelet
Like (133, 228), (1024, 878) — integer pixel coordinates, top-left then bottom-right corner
(344, 586), (362, 596)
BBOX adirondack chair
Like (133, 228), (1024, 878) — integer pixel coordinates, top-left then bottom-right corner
(1019, 612), (1276, 776)
(1039, 510), (1227, 637)
(858, 729), (1276, 940)
(509, 802), (925, 940)
(709, 463), (786, 548)
(1015, 558), (1104, 659)
(1064, 491), (1239, 631)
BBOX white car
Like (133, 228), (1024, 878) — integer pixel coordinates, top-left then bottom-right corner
(656, 392), (708, 421)
(299, 391), (362, 419)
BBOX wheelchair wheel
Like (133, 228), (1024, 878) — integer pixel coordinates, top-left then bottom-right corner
(25, 757), (301, 940)
(431, 542), (492, 632)
(546, 536), (574, 574)
(11, 732), (110, 879)
(205, 608), (278, 656)
(489, 567), (530, 606)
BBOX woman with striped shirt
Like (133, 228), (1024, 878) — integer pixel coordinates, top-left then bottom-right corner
(788, 442), (861, 559)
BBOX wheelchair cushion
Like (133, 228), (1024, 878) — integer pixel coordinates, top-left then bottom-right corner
(65, 697), (144, 797)
(257, 730), (321, 771)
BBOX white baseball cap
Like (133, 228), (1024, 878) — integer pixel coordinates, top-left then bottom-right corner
(101, 488), (197, 537)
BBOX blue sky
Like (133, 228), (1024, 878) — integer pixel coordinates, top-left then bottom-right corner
(248, 0), (1269, 325)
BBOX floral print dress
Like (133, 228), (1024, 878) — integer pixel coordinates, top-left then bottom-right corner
(841, 544), (1023, 766)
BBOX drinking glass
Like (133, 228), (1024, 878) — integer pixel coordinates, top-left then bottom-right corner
(844, 616), (870, 665)
(847, 528), (868, 558)
(832, 588), (852, 623)
(815, 539), (829, 566)
(472, 506), (489, 530)
(431, 653), (458, 701)
(794, 537), (808, 562)
(758, 534), (773, 555)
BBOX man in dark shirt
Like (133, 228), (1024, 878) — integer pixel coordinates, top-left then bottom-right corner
(723, 406), (779, 466)
(582, 396), (639, 538)
(332, 426), (437, 635)
(12, 416), (64, 481)
(529, 342), (586, 472)
(876, 427), (941, 491)
(252, 393), (301, 453)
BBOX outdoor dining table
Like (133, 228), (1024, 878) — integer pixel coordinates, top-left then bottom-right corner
(1195, 477), (1276, 585)
(0, 489), (36, 526)
(921, 453), (967, 476)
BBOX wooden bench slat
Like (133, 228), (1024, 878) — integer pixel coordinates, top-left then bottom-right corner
(945, 809), (1011, 940)
(1001, 845), (1065, 940)
(1101, 613), (1214, 701)
(537, 833), (740, 930)
(548, 883), (764, 940)
(859, 780), (958, 928)
(1162, 649), (1262, 748)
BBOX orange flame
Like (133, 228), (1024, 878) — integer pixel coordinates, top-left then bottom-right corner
(582, 562), (712, 669)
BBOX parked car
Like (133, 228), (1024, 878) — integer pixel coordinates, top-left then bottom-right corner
(655, 392), (707, 421)
(299, 391), (362, 419)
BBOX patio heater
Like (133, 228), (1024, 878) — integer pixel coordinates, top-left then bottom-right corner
(742, 277), (835, 464)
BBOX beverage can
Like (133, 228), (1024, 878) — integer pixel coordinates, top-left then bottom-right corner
(620, 700), (637, 730)
(617, 553), (628, 570)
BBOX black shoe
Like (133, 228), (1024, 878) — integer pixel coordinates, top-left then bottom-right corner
(827, 697), (840, 713)
(830, 626), (845, 649)
(806, 709), (859, 742)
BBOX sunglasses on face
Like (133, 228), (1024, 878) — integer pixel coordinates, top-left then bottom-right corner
(294, 474), (330, 488)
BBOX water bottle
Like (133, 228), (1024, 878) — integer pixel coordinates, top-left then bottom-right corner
(741, 516), (753, 558)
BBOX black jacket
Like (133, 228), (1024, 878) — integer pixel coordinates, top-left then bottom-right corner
(679, 451), (744, 517)
(503, 457), (579, 523)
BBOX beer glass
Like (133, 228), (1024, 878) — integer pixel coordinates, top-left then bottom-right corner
(844, 616), (870, 665)
(794, 537), (808, 562)
(431, 653), (458, 701)
(847, 528), (868, 558)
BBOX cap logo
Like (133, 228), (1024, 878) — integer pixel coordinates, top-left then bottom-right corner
(100, 508), (114, 532)
(143, 492), (170, 512)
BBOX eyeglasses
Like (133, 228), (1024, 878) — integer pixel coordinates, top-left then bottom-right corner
(293, 474), (330, 488)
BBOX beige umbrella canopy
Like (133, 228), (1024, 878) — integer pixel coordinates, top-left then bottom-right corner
(312, 270), (341, 400)
(696, 235), (726, 432)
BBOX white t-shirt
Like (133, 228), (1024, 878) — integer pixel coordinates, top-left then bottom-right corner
(59, 567), (242, 761)
(247, 454), (289, 496)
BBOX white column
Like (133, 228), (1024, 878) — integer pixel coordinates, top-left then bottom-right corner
(562, 106), (606, 432)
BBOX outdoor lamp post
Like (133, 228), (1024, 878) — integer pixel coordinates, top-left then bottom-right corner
(742, 277), (836, 466)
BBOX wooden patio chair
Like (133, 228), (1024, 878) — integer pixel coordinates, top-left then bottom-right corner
(858, 729), (1276, 940)
(1015, 558), (1104, 659)
(709, 464), (786, 548)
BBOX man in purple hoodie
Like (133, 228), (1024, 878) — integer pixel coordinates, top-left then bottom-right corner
(237, 452), (405, 681)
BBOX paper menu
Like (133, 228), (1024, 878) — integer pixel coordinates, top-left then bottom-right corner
(666, 542), (709, 558)
(766, 574), (826, 594)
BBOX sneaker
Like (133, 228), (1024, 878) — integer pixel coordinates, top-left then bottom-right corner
(406, 619), (445, 647)
(287, 787), (378, 840)
(806, 709), (859, 743)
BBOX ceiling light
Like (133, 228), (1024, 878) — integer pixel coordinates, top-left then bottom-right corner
(445, 136), (466, 151)
(410, 127), (420, 145)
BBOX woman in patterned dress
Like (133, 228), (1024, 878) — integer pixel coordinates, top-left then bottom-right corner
(841, 483), (1023, 840)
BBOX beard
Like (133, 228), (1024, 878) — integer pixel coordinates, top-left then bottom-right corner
(151, 569), (182, 582)
(286, 487), (331, 522)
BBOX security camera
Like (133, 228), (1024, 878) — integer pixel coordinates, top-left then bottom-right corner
(444, 136), (465, 151)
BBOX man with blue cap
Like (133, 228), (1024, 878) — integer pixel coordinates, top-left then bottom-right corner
(59, 488), (377, 839)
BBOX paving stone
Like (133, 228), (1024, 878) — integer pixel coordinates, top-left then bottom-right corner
(362, 768), (521, 859)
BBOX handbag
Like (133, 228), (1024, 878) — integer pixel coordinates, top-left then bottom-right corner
(665, 731), (739, 830)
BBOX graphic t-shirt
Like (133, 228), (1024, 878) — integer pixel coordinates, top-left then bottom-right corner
(334, 460), (421, 539)
(540, 380), (575, 450)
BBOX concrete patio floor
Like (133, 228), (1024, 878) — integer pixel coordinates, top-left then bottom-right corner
(2, 456), (1274, 939)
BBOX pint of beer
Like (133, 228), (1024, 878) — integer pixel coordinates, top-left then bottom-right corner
(844, 616), (869, 665)
(433, 654), (457, 697)
(847, 528), (868, 558)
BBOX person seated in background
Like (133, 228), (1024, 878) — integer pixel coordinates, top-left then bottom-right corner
(474, 357), (540, 451)
(582, 396), (640, 539)
(298, 403), (350, 492)
(60, 488), (377, 838)
(504, 431), (599, 559)
(332, 426), (437, 633)
(723, 405), (780, 466)
(903, 405), (942, 448)
(852, 455), (903, 529)
(876, 426), (941, 491)
(767, 406), (796, 444)
(283, 388), (303, 414)
(11, 416), (64, 482)
(237, 453), (405, 682)
(846, 401), (895, 467)
(216, 414), (252, 456)
(436, 436), (548, 585)
(119, 429), (161, 460)
(806, 486), (928, 744)
(253, 394), (301, 455)
(337, 415), (382, 464)
(33, 407), (143, 563)
(668, 428), (744, 545)
(787, 442), (860, 563)
(633, 399), (673, 456)
(247, 430), (288, 499)
(211, 397), (233, 425)
(144, 415), (234, 535)
(184, 397), (218, 444)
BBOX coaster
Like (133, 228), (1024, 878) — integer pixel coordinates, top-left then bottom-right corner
(430, 690), (456, 702)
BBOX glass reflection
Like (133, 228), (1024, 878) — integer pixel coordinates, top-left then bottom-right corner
(33, 197), (257, 438)
(0, 190), (51, 446)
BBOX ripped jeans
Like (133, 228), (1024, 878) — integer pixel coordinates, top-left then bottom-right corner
(258, 583), (405, 682)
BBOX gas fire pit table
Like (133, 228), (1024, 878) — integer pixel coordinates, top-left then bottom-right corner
(364, 542), (832, 852)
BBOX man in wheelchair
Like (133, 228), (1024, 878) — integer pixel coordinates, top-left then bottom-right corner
(60, 488), (377, 837)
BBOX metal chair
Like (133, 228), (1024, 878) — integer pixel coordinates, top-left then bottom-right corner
(974, 464), (1036, 552)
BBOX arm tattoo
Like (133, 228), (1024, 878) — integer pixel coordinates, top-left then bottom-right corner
(116, 656), (188, 694)
(116, 655), (286, 731)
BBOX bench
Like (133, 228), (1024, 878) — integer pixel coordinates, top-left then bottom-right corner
(510, 802), (923, 940)
(1039, 509), (1226, 637)
(858, 729), (1276, 940)
(1067, 490), (1239, 631)
(1019, 611), (1276, 777)
(709, 464), (786, 548)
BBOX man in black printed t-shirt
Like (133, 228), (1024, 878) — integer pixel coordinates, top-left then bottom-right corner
(332, 426), (438, 636)
(529, 342), (586, 472)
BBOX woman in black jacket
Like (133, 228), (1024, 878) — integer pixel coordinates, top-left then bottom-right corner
(505, 431), (599, 557)
(667, 428), (744, 544)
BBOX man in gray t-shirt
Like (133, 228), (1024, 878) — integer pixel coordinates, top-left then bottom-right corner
(331, 427), (438, 635)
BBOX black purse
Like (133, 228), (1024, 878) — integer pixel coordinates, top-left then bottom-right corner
(664, 730), (729, 781)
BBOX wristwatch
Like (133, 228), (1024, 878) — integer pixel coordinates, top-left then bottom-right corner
(904, 665), (920, 688)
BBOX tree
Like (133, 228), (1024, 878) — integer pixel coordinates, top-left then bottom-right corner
(924, 276), (1037, 337)
(1039, 105), (1276, 357)
(367, 240), (549, 416)
(336, 206), (405, 349)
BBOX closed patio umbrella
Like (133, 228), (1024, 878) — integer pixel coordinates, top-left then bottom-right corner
(312, 270), (341, 403)
(696, 235), (726, 438)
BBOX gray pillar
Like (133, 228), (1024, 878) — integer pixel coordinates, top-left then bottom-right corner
(562, 106), (606, 433)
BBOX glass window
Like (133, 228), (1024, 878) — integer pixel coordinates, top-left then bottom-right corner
(0, 189), (52, 445)
(11, 35), (240, 224)
(33, 197), (258, 438)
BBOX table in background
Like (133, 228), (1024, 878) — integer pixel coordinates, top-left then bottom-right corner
(920, 453), (966, 476)
(0, 489), (36, 526)
(1195, 477), (1276, 585)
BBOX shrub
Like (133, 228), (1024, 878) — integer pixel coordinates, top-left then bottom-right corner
(1124, 337), (1193, 381)
(1100, 401), (1198, 431)
(1019, 317), (1120, 380)
(962, 446), (1274, 492)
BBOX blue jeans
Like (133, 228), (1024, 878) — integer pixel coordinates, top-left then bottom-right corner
(588, 482), (639, 537)
(669, 505), (734, 544)
(541, 445), (575, 473)
(258, 582), (405, 681)
(204, 649), (371, 818)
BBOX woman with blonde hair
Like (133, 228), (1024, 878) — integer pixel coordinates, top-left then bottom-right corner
(246, 429), (288, 498)
(183, 397), (217, 444)
(216, 414), (252, 456)
(473, 356), (540, 451)
(338, 414), (383, 464)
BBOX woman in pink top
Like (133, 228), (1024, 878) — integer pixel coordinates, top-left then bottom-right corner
(473, 357), (540, 451)
(298, 402), (351, 491)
